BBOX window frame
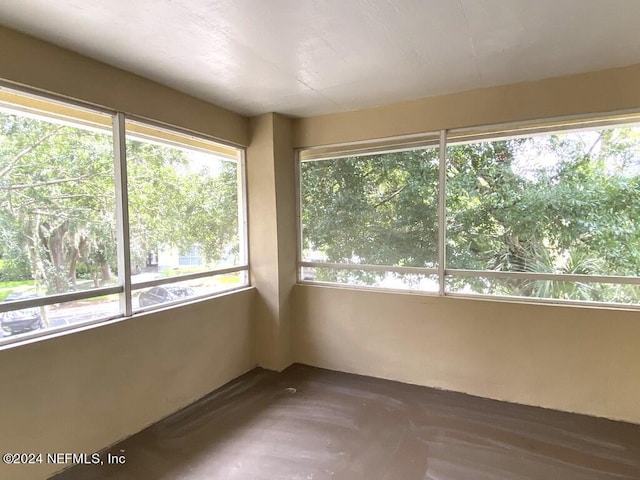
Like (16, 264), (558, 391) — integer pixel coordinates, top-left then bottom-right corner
(0, 84), (249, 347)
(123, 115), (249, 314)
(296, 113), (640, 310)
(296, 133), (442, 292)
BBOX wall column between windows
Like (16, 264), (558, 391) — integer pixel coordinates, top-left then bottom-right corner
(247, 113), (296, 371)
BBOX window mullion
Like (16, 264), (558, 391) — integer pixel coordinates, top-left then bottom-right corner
(438, 129), (447, 296)
(113, 112), (133, 316)
(237, 150), (249, 269)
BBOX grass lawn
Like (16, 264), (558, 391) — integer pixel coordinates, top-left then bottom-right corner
(0, 279), (36, 301)
(219, 274), (242, 284)
(0, 278), (120, 302)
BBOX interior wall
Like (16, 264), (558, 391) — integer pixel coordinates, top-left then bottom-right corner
(1, 25), (639, 480)
(247, 113), (296, 371)
(272, 113), (297, 370)
(0, 27), (257, 480)
(293, 62), (640, 147)
(0, 26), (249, 146)
(291, 64), (640, 425)
(293, 286), (640, 424)
(0, 289), (255, 480)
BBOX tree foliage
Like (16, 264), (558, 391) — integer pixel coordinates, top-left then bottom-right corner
(301, 127), (640, 302)
(126, 139), (239, 272)
(302, 148), (439, 267)
(0, 111), (239, 295)
(0, 112), (116, 293)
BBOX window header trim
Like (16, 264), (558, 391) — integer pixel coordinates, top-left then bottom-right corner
(299, 131), (440, 162)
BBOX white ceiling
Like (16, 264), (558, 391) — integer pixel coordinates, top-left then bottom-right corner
(1, 0), (640, 118)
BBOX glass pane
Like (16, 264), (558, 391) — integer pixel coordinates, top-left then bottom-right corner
(300, 147), (439, 268)
(125, 121), (243, 288)
(133, 271), (248, 311)
(1, 293), (120, 340)
(446, 125), (640, 278)
(446, 275), (640, 304)
(0, 99), (118, 299)
(301, 266), (438, 292)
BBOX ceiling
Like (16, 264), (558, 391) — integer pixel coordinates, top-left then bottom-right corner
(1, 0), (640, 118)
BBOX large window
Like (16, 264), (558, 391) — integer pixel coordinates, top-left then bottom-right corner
(125, 120), (247, 311)
(0, 87), (247, 345)
(446, 126), (640, 304)
(300, 138), (440, 291)
(298, 120), (640, 307)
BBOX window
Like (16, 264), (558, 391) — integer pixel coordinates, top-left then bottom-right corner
(125, 120), (247, 311)
(178, 246), (204, 267)
(299, 136), (440, 291)
(446, 125), (640, 304)
(298, 119), (640, 308)
(0, 87), (247, 345)
(0, 90), (121, 340)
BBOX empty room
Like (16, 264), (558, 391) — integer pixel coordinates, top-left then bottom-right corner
(0, 1), (639, 479)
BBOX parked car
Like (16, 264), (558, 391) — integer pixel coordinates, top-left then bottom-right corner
(138, 285), (195, 307)
(1, 292), (42, 335)
(301, 266), (316, 281)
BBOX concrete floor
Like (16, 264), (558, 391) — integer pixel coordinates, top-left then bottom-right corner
(52, 364), (640, 480)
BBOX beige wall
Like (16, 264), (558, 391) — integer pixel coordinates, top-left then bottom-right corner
(0, 289), (255, 480)
(291, 63), (640, 425)
(293, 285), (640, 424)
(293, 62), (640, 147)
(0, 26), (257, 480)
(247, 113), (296, 371)
(1, 23), (640, 480)
(0, 26), (249, 146)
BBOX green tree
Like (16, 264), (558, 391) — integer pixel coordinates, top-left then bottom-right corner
(0, 112), (116, 294)
(126, 139), (240, 270)
(1, 111), (240, 297)
(301, 127), (640, 302)
(446, 129), (640, 301)
(301, 149), (439, 284)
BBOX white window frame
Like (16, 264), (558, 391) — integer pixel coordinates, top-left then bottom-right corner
(0, 84), (249, 347)
(297, 112), (640, 310)
(123, 116), (249, 314)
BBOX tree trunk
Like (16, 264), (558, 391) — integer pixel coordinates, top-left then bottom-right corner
(27, 215), (49, 327)
(101, 263), (112, 283)
(47, 223), (69, 293)
(68, 245), (79, 288)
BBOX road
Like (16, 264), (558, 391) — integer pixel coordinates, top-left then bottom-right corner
(1, 279), (234, 339)
(1, 301), (116, 339)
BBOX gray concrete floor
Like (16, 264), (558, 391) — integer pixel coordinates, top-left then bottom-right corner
(52, 364), (640, 480)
